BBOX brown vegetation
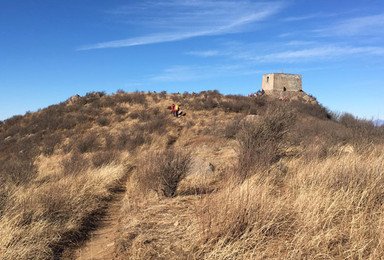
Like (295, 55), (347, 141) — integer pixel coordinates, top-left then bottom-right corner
(0, 90), (383, 259)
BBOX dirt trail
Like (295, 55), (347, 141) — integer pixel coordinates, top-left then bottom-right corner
(66, 189), (125, 260)
(60, 180), (128, 260)
(117, 195), (199, 259)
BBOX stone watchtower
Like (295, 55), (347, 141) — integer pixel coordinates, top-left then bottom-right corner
(262, 73), (302, 92)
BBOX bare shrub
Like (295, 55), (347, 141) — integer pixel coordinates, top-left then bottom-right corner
(339, 113), (384, 146)
(223, 116), (244, 138)
(0, 157), (37, 185)
(236, 107), (295, 180)
(143, 109), (170, 134)
(42, 133), (62, 156)
(159, 91), (167, 99)
(76, 132), (100, 153)
(137, 149), (191, 197)
(60, 114), (78, 129)
(114, 106), (127, 115)
(61, 151), (89, 175)
(221, 98), (250, 113)
(84, 91), (105, 104)
(96, 116), (110, 126)
(152, 95), (160, 103)
(116, 131), (150, 151)
(100, 95), (115, 108)
(131, 91), (147, 104)
(91, 151), (118, 168)
(128, 111), (140, 119)
(289, 100), (329, 119)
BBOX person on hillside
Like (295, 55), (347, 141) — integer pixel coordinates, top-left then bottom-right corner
(174, 104), (179, 117)
(171, 104), (175, 116)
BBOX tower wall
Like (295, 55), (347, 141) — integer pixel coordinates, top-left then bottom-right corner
(262, 73), (302, 92)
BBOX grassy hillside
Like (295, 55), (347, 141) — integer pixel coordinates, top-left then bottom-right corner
(0, 90), (383, 259)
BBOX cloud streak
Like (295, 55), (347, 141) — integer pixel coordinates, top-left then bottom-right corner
(186, 40), (384, 64)
(315, 14), (384, 37)
(253, 46), (384, 63)
(78, 1), (284, 50)
(284, 12), (336, 22)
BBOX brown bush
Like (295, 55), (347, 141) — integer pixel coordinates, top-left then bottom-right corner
(131, 91), (147, 104)
(91, 151), (118, 168)
(236, 107), (295, 180)
(221, 97), (251, 113)
(289, 100), (329, 119)
(223, 116), (244, 138)
(137, 149), (191, 197)
(339, 113), (384, 145)
(96, 116), (110, 126)
(114, 106), (127, 115)
(116, 130), (150, 151)
(0, 156), (37, 185)
(42, 133), (62, 156)
(159, 91), (167, 99)
(61, 151), (89, 175)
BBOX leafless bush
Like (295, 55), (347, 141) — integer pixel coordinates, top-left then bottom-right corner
(182, 91), (191, 98)
(131, 91), (147, 104)
(42, 133), (62, 156)
(69, 132), (100, 153)
(61, 151), (89, 175)
(137, 149), (191, 197)
(221, 98), (250, 113)
(223, 116), (244, 138)
(0, 156), (37, 185)
(100, 95), (115, 108)
(85, 91), (105, 104)
(289, 100), (329, 119)
(159, 91), (167, 99)
(142, 109), (170, 134)
(114, 106), (127, 115)
(96, 116), (110, 126)
(91, 151), (118, 168)
(116, 130), (150, 151)
(152, 95), (160, 103)
(236, 108), (295, 180)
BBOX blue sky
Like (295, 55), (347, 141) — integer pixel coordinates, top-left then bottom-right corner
(1, 0), (384, 121)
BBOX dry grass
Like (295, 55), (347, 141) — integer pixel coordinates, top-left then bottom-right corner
(190, 146), (384, 259)
(1, 90), (384, 259)
(0, 163), (126, 260)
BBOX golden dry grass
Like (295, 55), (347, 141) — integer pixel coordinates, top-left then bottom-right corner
(0, 162), (127, 260)
(117, 146), (384, 259)
(1, 91), (383, 259)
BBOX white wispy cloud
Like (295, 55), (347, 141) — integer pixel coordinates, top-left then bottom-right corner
(315, 14), (384, 37)
(78, 0), (285, 50)
(185, 50), (221, 57)
(284, 13), (336, 22)
(186, 39), (384, 64)
(253, 46), (384, 63)
(285, 40), (316, 46)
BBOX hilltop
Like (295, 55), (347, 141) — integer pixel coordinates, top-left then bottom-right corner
(1, 90), (384, 259)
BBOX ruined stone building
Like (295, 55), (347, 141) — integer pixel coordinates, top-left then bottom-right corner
(262, 73), (302, 92)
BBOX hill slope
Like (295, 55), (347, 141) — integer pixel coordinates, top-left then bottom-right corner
(1, 90), (384, 259)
